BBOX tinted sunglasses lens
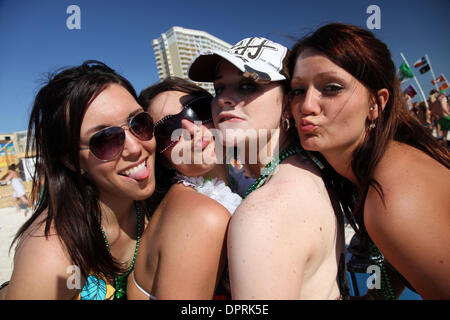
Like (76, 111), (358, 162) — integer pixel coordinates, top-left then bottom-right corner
(155, 119), (180, 152)
(187, 97), (212, 121)
(153, 96), (211, 152)
(89, 126), (125, 160)
(130, 112), (154, 140)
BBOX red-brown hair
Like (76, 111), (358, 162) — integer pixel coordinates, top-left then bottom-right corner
(288, 23), (450, 231)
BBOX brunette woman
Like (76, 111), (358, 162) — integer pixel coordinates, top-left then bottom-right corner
(127, 78), (241, 299)
(1, 61), (156, 299)
(289, 23), (450, 299)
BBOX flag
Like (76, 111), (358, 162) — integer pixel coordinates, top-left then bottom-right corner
(432, 75), (445, 85)
(398, 62), (414, 82)
(439, 82), (449, 91)
(419, 65), (430, 74)
(404, 85), (417, 98)
(413, 57), (427, 68)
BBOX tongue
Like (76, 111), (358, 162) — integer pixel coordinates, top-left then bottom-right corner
(126, 164), (149, 181)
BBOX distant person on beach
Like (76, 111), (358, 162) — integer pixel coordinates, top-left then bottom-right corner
(0, 164), (31, 215)
(429, 89), (443, 138)
(128, 78), (241, 300)
(415, 102), (432, 133)
(288, 23), (450, 299)
(189, 37), (348, 299)
(0, 61), (156, 300)
(436, 90), (449, 147)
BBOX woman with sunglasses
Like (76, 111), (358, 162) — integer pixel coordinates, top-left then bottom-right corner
(188, 38), (348, 299)
(127, 77), (241, 300)
(1, 61), (156, 300)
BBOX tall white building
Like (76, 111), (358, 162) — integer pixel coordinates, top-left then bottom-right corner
(152, 26), (232, 94)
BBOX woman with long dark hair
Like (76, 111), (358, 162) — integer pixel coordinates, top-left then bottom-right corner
(127, 77), (241, 299)
(1, 61), (156, 299)
(288, 23), (450, 299)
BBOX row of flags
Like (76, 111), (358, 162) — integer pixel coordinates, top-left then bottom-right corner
(399, 55), (448, 99)
(404, 75), (449, 99)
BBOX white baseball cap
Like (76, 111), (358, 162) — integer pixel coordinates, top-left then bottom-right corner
(188, 37), (288, 83)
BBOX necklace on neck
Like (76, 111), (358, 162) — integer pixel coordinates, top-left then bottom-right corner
(244, 145), (299, 198)
(97, 200), (143, 299)
(244, 144), (325, 198)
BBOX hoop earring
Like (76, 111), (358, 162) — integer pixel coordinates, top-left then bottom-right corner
(282, 117), (290, 131)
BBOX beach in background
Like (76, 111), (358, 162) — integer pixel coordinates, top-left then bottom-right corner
(0, 207), (29, 284)
(0, 181), (32, 284)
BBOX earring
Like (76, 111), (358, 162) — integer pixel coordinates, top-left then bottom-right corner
(369, 105), (377, 129)
(282, 117), (290, 131)
(80, 169), (85, 175)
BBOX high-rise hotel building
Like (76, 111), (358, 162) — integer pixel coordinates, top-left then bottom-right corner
(152, 26), (232, 94)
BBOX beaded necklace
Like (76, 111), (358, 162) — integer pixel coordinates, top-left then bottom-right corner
(244, 145), (307, 198)
(98, 200), (143, 299)
(361, 231), (396, 300)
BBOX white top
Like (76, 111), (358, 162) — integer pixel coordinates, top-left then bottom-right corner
(174, 174), (242, 215)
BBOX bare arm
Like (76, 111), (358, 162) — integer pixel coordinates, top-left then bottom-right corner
(365, 172), (450, 299)
(0, 171), (14, 183)
(154, 195), (230, 299)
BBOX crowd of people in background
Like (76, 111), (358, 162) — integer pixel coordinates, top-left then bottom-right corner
(407, 89), (450, 147)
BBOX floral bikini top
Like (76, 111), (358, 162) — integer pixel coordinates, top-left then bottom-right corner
(74, 274), (116, 300)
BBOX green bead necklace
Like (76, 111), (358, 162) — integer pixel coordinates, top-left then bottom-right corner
(98, 200), (143, 299)
(244, 145), (304, 198)
(368, 239), (396, 300)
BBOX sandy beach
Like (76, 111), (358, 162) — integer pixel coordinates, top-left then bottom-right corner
(0, 207), (29, 284)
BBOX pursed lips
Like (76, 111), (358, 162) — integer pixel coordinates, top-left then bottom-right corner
(217, 113), (244, 123)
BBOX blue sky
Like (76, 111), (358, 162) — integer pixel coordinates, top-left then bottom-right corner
(1, 0), (449, 132)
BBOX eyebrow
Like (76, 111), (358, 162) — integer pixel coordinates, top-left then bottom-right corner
(291, 71), (345, 82)
(85, 108), (143, 134)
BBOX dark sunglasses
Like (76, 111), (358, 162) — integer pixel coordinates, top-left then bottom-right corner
(80, 112), (154, 161)
(154, 95), (212, 152)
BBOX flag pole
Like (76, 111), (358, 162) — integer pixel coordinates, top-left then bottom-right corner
(400, 52), (429, 108)
(425, 54), (439, 91)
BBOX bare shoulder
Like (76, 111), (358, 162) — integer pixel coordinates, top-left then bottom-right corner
(159, 183), (231, 239)
(368, 142), (450, 213)
(14, 212), (70, 266)
(7, 211), (75, 299)
(237, 154), (333, 222)
(231, 154), (335, 254)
